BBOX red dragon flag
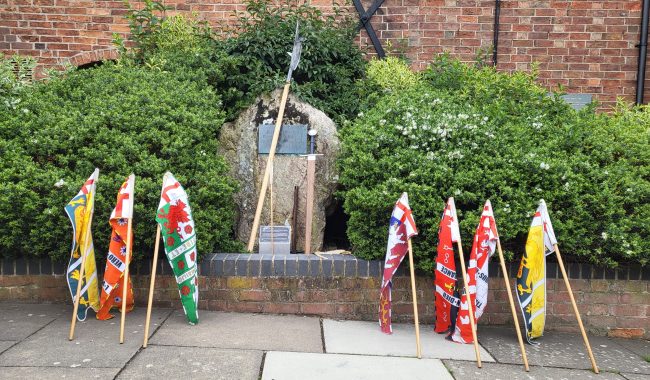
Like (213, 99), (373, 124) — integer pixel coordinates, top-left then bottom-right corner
(156, 172), (199, 325)
(451, 200), (498, 343)
(379, 192), (418, 334)
(434, 197), (461, 334)
(97, 174), (135, 320)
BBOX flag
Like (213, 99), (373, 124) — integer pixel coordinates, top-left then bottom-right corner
(65, 169), (100, 321)
(379, 192), (417, 334)
(451, 200), (498, 343)
(516, 199), (557, 344)
(97, 174), (135, 320)
(156, 172), (199, 325)
(434, 197), (461, 333)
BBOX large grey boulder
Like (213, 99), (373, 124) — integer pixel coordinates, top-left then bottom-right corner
(219, 89), (340, 252)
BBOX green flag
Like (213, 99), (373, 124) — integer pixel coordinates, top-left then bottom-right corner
(156, 172), (199, 325)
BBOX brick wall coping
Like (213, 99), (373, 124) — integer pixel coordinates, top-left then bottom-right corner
(1, 253), (648, 281)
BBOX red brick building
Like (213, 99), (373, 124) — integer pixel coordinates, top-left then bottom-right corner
(1, 0), (648, 109)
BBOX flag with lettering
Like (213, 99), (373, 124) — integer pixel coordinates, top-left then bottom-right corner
(516, 199), (557, 344)
(451, 200), (498, 343)
(97, 174), (135, 320)
(65, 169), (100, 321)
(156, 172), (199, 325)
(434, 197), (460, 334)
(379, 192), (417, 334)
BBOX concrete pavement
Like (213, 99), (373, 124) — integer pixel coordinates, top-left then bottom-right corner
(0, 302), (648, 379)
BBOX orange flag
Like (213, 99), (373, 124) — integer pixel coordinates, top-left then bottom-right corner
(97, 175), (135, 320)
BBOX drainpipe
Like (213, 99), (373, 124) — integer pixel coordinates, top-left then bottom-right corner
(636, 0), (650, 105)
(492, 0), (501, 67)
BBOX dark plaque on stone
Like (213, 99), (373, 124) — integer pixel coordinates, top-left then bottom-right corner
(258, 124), (308, 155)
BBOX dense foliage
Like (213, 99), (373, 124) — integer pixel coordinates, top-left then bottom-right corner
(0, 64), (239, 261)
(338, 57), (649, 269)
(118, 0), (367, 123)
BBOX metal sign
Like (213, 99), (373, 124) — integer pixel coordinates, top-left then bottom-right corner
(258, 124), (308, 155)
(560, 94), (593, 110)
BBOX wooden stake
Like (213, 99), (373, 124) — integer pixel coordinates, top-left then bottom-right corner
(143, 174), (168, 348)
(119, 216), (133, 344)
(496, 239), (529, 371)
(555, 244), (599, 374)
(68, 184), (97, 341)
(143, 224), (161, 348)
(406, 239), (422, 358)
(452, 208), (482, 368)
(248, 82), (292, 252)
(304, 155), (316, 254)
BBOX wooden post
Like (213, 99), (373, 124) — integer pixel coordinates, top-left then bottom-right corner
(143, 174), (167, 348)
(143, 224), (161, 348)
(270, 162), (274, 255)
(555, 244), (599, 373)
(247, 82), (292, 252)
(304, 155), (316, 254)
(406, 239), (422, 358)
(449, 198), (481, 368)
(496, 239), (529, 371)
(291, 186), (299, 253)
(68, 183), (97, 341)
(119, 216), (133, 344)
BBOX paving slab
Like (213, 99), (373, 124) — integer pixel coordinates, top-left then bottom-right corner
(0, 341), (16, 355)
(0, 366), (120, 379)
(323, 319), (494, 361)
(150, 310), (322, 353)
(0, 307), (172, 368)
(478, 327), (650, 375)
(0, 303), (67, 340)
(117, 345), (262, 380)
(621, 374), (650, 380)
(443, 360), (626, 380)
(612, 338), (650, 359)
(262, 351), (454, 380)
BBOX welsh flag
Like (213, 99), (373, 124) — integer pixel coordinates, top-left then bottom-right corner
(65, 169), (100, 321)
(97, 174), (135, 320)
(517, 199), (556, 344)
(379, 193), (417, 334)
(156, 172), (199, 325)
(451, 200), (498, 343)
(434, 197), (460, 334)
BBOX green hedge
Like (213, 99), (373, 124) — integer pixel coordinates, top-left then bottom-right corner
(0, 64), (239, 261)
(338, 57), (649, 269)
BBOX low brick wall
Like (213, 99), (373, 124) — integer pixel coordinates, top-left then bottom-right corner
(1, 254), (648, 339)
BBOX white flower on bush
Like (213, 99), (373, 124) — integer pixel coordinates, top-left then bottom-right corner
(601, 232), (608, 240)
(54, 179), (66, 188)
(532, 122), (543, 129)
(379, 119), (386, 125)
(540, 162), (550, 170)
(564, 182), (570, 190)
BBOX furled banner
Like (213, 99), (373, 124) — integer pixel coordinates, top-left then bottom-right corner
(434, 198), (461, 334)
(65, 169), (100, 321)
(516, 199), (557, 344)
(97, 174), (135, 320)
(379, 192), (418, 334)
(156, 172), (199, 325)
(451, 200), (498, 343)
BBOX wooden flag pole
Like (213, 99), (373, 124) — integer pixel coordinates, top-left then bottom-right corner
(119, 216), (134, 344)
(406, 239), (422, 358)
(143, 174), (168, 348)
(69, 186), (97, 341)
(496, 239), (529, 371)
(554, 244), (599, 373)
(143, 224), (161, 348)
(304, 155), (316, 254)
(248, 82), (291, 252)
(453, 218), (482, 368)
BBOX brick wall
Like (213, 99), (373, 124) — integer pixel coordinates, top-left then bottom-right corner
(1, 254), (649, 339)
(1, 1), (648, 109)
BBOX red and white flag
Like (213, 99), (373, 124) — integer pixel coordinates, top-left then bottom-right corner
(434, 198), (461, 333)
(379, 192), (417, 334)
(451, 200), (498, 343)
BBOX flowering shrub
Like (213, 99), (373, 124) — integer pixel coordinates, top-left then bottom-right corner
(339, 57), (649, 269)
